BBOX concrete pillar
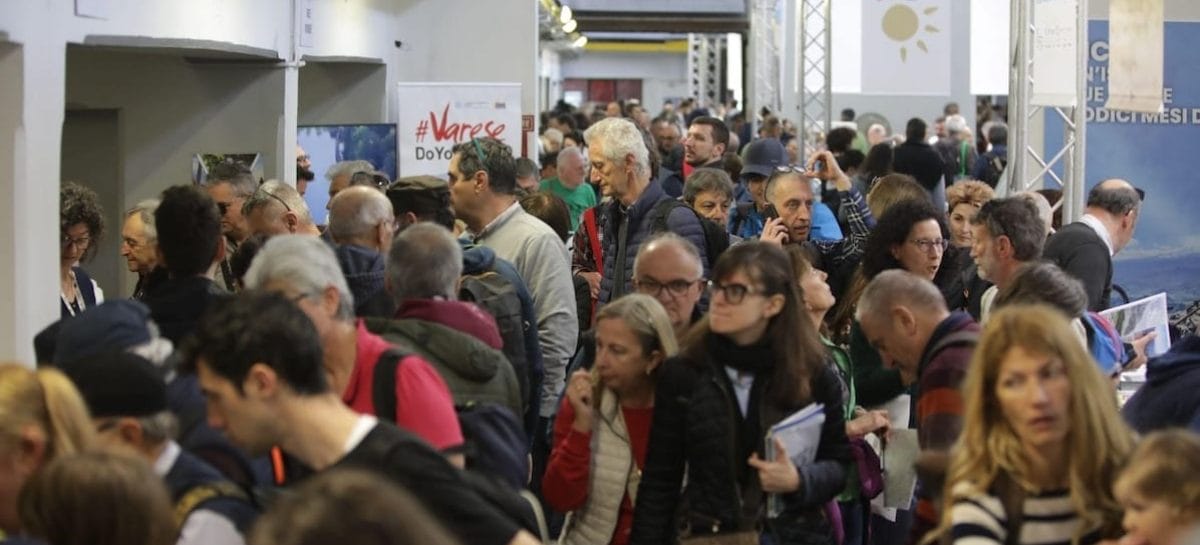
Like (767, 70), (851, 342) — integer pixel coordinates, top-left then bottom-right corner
(279, 61), (300, 186)
(0, 37), (66, 364)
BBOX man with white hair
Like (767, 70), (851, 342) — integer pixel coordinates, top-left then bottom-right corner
(935, 114), (978, 188)
(325, 159), (376, 206)
(867, 123), (888, 147)
(244, 235), (465, 464)
(242, 180), (321, 238)
(327, 186), (395, 317)
(121, 199), (166, 300)
(586, 117), (709, 304)
(540, 146), (595, 232)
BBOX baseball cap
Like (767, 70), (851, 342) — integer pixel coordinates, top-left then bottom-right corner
(54, 300), (154, 366)
(741, 138), (788, 179)
(61, 350), (168, 418)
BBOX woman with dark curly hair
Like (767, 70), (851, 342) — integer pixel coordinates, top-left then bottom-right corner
(60, 182), (105, 317)
(834, 198), (949, 408)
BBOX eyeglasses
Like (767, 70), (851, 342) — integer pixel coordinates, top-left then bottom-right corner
(708, 281), (765, 305)
(61, 234), (92, 249)
(635, 277), (702, 298)
(255, 189), (292, 213)
(909, 238), (949, 253)
(470, 138), (488, 163)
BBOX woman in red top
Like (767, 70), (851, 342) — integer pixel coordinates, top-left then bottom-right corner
(543, 294), (678, 545)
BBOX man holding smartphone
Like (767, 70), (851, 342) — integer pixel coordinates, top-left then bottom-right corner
(760, 150), (875, 295)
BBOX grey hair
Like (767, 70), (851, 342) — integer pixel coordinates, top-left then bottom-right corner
(595, 293), (679, 358)
(242, 180), (314, 225)
(328, 187), (393, 242)
(634, 232), (703, 281)
(1087, 179), (1142, 217)
(124, 199), (161, 243)
(543, 128), (564, 147)
(244, 234), (355, 320)
(583, 117), (650, 178)
(386, 223), (463, 303)
(855, 269), (947, 323)
(210, 170), (258, 199)
(326, 160), (376, 182)
(556, 146), (585, 169)
(137, 410), (179, 444)
(1016, 191), (1053, 238)
(683, 167), (735, 204)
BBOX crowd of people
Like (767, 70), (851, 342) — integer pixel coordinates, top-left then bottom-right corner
(18, 95), (1200, 545)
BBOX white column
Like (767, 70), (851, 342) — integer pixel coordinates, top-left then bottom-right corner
(0, 37), (66, 365)
(279, 61), (301, 186)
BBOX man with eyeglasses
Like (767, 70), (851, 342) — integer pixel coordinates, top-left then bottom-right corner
(242, 180), (322, 238)
(121, 199), (166, 300)
(632, 233), (705, 339)
(761, 150), (875, 299)
(447, 136), (577, 467)
(968, 197), (1046, 322)
(205, 162), (257, 292)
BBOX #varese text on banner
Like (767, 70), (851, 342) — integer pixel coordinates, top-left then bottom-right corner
(397, 82), (522, 177)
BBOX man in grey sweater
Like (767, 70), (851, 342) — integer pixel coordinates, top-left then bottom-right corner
(447, 137), (579, 426)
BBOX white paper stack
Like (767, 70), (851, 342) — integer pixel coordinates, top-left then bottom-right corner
(765, 403), (825, 517)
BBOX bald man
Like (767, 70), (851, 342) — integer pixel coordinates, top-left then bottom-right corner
(632, 233), (705, 339)
(327, 186), (395, 317)
(1043, 179), (1144, 311)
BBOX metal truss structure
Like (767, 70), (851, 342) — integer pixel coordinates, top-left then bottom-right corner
(1007, 0), (1089, 224)
(688, 34), (726, 107)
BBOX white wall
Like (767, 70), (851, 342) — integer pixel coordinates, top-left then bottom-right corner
(0, 0), (408, 362)
(831, 0), (975, 136)
(394, 0), (539, 117)
(560, 50), (689, 114)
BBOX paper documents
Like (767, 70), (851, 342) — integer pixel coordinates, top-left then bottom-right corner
(765, 403), (825, 517)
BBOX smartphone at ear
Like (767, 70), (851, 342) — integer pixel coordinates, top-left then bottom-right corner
(763, 203), (779, 220)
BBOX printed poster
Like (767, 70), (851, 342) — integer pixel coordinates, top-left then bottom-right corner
(396, 82), (522, 178)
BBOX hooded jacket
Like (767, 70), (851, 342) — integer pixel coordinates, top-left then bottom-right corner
(1123, 335), (1200, 433)
(334, 244), (393, 318)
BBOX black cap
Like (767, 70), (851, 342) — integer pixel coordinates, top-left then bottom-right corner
(61, 351), (167, 418)
(741, 138), (787, 178)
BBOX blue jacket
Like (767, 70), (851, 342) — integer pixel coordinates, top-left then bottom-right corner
(164, 445), (259, 533)
(1123, 335), (1200, 433)
(597, 180), (709, 304)
(334, 243), (392, 318)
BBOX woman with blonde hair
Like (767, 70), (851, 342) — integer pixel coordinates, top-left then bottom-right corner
(544, 294), (678, 545)
(0, 363), (93, 537)
(933, 304), (1134, 544)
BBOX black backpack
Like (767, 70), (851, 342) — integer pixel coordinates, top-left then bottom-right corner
(371, 349), (530, 492)
(979, 153), (1007, 188)
(459, 271), (531, 409)
(647, 199), (730, 269)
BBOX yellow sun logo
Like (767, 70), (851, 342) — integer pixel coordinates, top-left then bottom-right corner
(881, 2), (941, 62)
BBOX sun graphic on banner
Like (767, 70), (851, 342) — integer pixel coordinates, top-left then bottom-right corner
(881, 2), (940, 62)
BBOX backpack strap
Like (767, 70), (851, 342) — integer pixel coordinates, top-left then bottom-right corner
(648, 198), (685, 234)
(173, 481), (251, 530)
(371, 348), (411, 424)
(993, 471), (1026, 545)
(583, 208), (603, 271)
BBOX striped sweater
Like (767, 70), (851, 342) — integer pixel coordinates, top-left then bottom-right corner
(949, 482), (1102, 545)
(913, 312), (981, 538)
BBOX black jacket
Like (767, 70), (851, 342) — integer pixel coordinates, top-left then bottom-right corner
(1043, 221), (1113, 312)
(143, 275), (227, 345)
(1123, 335), (1200, 433)
(630, 338), (850, 545)
(892, 141), (946, 192)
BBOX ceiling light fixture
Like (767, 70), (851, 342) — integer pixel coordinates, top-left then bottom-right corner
(562, 19), (577, 33)
(560, 5), (572, 24)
